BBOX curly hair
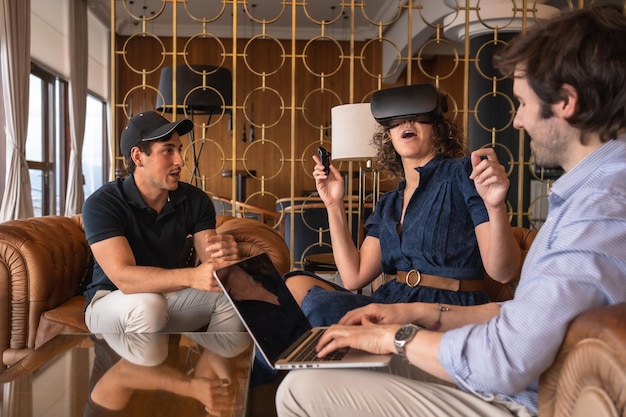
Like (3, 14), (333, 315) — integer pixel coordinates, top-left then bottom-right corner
(372, 114), (466, 178)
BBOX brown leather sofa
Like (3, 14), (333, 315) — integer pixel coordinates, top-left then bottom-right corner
(0, 214), (290, 368)
(0, 218), (624, 416)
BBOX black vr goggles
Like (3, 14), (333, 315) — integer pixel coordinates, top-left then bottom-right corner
(370, 84), (448, 129)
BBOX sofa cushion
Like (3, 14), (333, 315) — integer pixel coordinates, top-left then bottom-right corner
(34, 296), (88, 348)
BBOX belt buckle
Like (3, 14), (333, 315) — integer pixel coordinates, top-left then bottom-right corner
(406, 269), (422, 287)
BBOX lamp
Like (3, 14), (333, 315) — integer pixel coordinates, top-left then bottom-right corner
(155, 65), (232, 116)
(331, 103), (379, 246)
(155, 65), (232, 187)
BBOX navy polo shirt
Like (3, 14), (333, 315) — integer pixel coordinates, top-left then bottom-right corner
(82, 175), (216, 307)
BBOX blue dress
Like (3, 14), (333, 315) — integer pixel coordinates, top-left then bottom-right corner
(299, 156), (492, 326)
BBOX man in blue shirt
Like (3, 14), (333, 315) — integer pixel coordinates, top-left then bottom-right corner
(83, 111), (243, 334)
(276, 5), (626, 416)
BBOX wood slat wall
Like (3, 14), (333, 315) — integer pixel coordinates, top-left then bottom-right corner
(114, 34), (464, 213)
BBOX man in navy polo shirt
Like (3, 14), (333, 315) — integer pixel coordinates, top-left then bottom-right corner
(83, 111), (244, 334)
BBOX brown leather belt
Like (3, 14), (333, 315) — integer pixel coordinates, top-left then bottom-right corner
(388, 270), (484, 292)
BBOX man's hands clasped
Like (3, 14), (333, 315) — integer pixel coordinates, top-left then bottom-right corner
(191, 234), (239, 293)
(205, 234), (239, 261)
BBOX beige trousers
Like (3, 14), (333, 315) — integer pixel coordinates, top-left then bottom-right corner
(276, 356), (535, 417)
(85, 288), (243, 333)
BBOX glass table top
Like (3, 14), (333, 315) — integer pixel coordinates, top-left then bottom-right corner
(0, 332), (254, 417)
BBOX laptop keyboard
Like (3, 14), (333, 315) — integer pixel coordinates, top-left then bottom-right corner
(291, 329), (349, 362)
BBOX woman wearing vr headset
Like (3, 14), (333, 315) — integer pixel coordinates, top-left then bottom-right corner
(284, 83), (521, 327)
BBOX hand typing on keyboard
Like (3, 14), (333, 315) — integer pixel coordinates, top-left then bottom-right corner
(293, 329), (348, 362)
(315, 320), (403, 360)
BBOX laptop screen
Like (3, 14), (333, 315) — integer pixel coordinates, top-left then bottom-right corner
(214, 254), (313, 364)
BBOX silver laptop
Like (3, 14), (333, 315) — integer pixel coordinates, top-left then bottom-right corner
(213, 253), (392, 370)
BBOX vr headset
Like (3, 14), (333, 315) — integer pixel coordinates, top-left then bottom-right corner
(370, 84), (448, 128)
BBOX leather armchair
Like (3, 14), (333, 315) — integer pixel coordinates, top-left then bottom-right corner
(0, 214), (289, 368)
(276, 197), (370, 270)
(539, 303), (626, 417)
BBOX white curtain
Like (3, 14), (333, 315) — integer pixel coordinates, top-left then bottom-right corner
(64, 0), (88, 216)
(0, 0), (33, 221)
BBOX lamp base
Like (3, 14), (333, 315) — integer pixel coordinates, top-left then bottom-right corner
(357, 161), (379, 247)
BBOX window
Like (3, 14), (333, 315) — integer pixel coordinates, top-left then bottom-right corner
(82, 94), (108, 198)
(26, 65), (67, 216)
(24, 64), (108, 216)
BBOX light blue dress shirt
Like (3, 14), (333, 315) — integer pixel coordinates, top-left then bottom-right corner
(439, 134), (626, 415)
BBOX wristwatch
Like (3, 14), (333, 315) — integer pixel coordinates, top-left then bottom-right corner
(394, 324), (423, 357)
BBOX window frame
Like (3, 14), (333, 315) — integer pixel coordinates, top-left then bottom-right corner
(27, 63), (68, 216)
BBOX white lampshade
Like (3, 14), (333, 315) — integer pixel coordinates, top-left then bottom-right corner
(331, 103), (378, 160)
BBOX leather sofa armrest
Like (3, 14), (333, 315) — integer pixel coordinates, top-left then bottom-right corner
(539, 303), (626, 417)
(216, 215), (290, 275)
(0, 216), (91, 366)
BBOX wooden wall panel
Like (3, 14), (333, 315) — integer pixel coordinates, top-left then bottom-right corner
(115, 35), (381, 211)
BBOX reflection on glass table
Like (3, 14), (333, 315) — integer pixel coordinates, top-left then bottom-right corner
(0, 333), (254, 417)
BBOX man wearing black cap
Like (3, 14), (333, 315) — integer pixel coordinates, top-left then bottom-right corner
(82, 111), (243, 334)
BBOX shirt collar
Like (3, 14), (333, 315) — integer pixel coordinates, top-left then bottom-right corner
(123, 174), (147, 209)
(414, 155), (443, 183)
(550, 134), (626, 204)
(122, 174), (186, 209)
(396, 155), (444, 193)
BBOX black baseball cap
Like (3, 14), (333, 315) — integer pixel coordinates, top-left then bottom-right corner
(120, 111), (193, 157)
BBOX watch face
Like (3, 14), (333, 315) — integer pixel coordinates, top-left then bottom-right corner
(396, 325), (417, 341)
(395, 324), (420, 356)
